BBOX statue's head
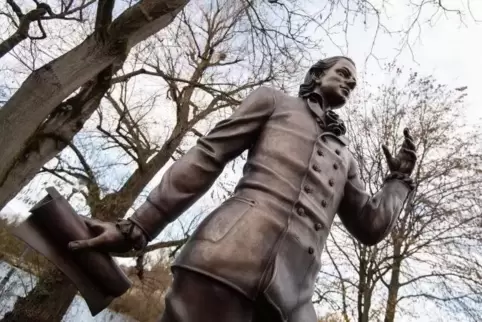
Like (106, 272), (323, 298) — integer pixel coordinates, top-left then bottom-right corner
(298, 56), (357, 109)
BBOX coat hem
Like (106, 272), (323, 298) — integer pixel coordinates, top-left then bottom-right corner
(171, 264), (254, 300)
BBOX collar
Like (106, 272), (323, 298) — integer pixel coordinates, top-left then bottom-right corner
(321, 132), (350, 146)
(306, 97), (325, 122)
(305, 92), (325, 121)
(302, 92), (350, 146)
(307, 91), (324, 108)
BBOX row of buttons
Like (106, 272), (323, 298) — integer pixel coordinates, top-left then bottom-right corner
(312, 163), (339, 172)
(304, 175), (338, 196)
(304, 183), (335, 196)
(302, 137), (342, 255)
(319, 136), (342, 155)
(319, 146), (341, 156)
(297, 205), (323, 228)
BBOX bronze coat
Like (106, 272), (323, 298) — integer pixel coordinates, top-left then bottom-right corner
(130, 87), (412, 321)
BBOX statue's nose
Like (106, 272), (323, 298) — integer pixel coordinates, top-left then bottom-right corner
(346, 78), (356, 90)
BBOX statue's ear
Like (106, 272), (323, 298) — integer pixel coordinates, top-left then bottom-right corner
(312, 71), (322, 84)
(312, 68), (325, 83)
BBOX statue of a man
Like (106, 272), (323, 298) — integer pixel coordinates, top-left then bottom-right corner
(69, 56), (417, 321)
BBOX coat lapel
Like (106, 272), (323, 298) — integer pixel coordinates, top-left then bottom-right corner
(304, 94), (350, 147)
(306, 97), (325, 123)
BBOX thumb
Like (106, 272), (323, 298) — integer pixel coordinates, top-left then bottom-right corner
(82, 216), (105, 234)
(82, 216), (105, 228)
(68, 235), (107, 251)
(381, 144), (393, 163)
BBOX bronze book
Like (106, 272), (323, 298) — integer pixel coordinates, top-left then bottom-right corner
(10, 187), (132, 316)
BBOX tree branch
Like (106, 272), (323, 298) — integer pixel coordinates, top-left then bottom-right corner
(95, 0), (116, 39)
(6, 0), (23, 18)
(112, 237), (188, 257)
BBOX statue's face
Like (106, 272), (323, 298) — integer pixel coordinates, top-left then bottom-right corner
(316, 58), (357, 108)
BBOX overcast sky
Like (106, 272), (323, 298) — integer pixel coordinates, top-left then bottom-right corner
(2, 0), (480, 209)
(322, 0), (482, 124)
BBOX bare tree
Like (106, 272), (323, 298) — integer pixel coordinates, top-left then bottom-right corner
(273, 0), (478, 64)
(0, 0), (322, 218)
(0, 0), (96, 59)
(41, 0), (302, 220)
(3, 1), (310, 320)
(0, 0), (478, 214)
(0, 0), (191, 212)
(315, 66), (482, 322)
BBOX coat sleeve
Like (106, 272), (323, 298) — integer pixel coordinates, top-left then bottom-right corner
(337, 156), (413, 245)
(129, 86), (276, 240)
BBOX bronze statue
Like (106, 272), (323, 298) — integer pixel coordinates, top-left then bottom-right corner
(68, 56), (417, 321)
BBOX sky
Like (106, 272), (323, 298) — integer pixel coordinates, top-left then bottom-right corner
(1, 0), (481, 217)
(0, 0), (481, 320)
(318, 0), (482, 126)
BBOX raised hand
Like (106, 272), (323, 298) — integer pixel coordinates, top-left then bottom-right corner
(381, 128), (417, 176)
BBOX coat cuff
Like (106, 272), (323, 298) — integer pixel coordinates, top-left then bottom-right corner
(128, 200), (169, 242)
(384, 172), (415, 191)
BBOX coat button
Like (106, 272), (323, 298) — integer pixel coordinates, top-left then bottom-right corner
(321, 200), (327, 207)
(315, 117), (321, 123)
(315, 223), (323, 231)
(312, 164), (321, 172)
(333, 164), (338, 170)
(297, 207), (305, 216)
(335, 149), (340, 155)
(304, 185), (312, 193)
(317, 149), (324, 156)
(308, 247), (314, 254)
(329, 179), (334, 186)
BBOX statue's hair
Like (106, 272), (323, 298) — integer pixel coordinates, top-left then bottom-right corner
(298, 56), (356, 97)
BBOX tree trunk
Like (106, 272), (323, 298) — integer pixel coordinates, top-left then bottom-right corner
(384, 243), (402, 322)
(0, 267), (16, 290)
(0, 0), (188, 210)
(1, 266), (77, 322)
(361, 285), (372, 322)
(0, 67), (112, 211)
(90, 56), (210, 221)
(357, 245), (377, 322)
(93, 142), (181, 221)
(357, 246), (367, 322)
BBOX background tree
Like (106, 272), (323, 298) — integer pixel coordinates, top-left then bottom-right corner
(110, 254), (173, 322)
(0, 0), (96, 58)
(0, 0), (190, 211)
(1, 0), (312, 320)
(315, 66), (482, 322)
(0, 0), (476, 213)
(0, 0), (321, 213)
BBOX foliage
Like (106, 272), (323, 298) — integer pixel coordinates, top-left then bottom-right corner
(111, 257), (173, 321)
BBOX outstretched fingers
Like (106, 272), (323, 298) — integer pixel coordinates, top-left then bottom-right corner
(68, 235), (108, 251)
(402, 128), (416, 151)
(82, 216), (104, 229)
(401, 128), (417, 162)
(69, 217), (109, 251)
(402, 148), (417, 161)
(382, 144), (394, 165)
